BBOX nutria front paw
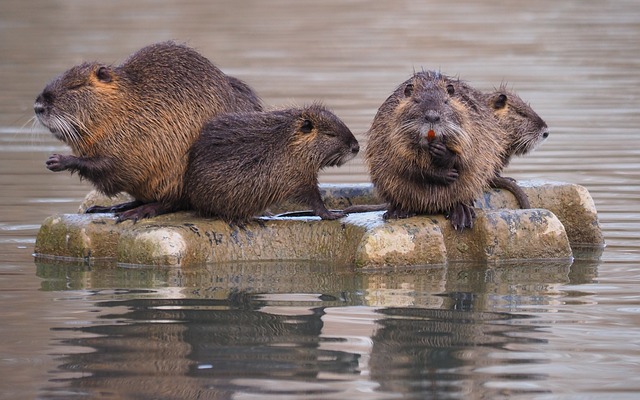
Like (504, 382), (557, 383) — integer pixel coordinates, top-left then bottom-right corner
(46, 154), (75, 172)
(444, 168), (459, 184)
(428, 141), (449, 159)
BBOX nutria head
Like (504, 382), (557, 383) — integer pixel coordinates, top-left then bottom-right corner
(33, 42), (244, 158)
(380, 71), (473, 154)
(290, 104), (360, 168)
(485, 87), (549, 157)
(34, 62), (118, 153)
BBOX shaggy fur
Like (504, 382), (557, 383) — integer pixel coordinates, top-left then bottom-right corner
(34, 41), (262, 221)
(365, 71), (509, 229)
(185, 104), (359, 223)
(484, 86), (549, 208)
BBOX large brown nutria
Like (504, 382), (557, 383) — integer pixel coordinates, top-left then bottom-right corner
(227, 75), (263, 112)
(34, 41), (263, 221)
(484, 87), (549, 208)
(185, 104), (359, 224)
(364, 71), (508, 231)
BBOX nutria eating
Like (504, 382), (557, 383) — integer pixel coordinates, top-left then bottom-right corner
(34, 41), (262, 222)
(185, 104), (359, 224)
(364, 71), (508, 231)
(485, 87), (549, 208)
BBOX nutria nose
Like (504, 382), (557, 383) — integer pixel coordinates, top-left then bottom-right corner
(351, 142), (360, 154)
(542, 130), (550, 139)
(425, 111), (440, 124)
(34, 92), (50, 115)
(34, 102), (45, 115)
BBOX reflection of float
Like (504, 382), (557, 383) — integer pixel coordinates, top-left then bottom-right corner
(38, 257), (593, 398)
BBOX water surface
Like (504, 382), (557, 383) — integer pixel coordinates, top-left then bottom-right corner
(1, 0), (640, 398)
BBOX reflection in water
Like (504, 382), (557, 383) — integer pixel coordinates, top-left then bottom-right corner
(3, 0), (638, 396)
(370, 308), (548, 398)
(46, 294), (546, 399)
(35, 259), (595, 399)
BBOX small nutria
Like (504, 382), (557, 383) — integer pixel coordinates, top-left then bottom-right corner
(365, 71), (508, 230)
(185, 104), (360, 224)
(34, 41), (263, 221)
(484, 87), (549, 208)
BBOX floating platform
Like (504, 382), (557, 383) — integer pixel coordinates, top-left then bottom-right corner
(34, 181), (604, 268)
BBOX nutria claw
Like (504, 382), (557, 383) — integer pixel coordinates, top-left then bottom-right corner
(443, 169), (459, 185)
(446, 203), (476, 231)
(428, 141), (448, 159)
(115, 202), (168, 223)
(85, 200), (144, 214)
(46, 154), (73, 172)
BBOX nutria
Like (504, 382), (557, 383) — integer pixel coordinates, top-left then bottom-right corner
(185, 104), (359, 224)
(364, 71), (508, 230)
(485, 87), (549, 208)
(227, 75), (263, 112)
(34, 41), (263, 222)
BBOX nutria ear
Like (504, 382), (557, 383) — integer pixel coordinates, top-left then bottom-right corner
(446, 84), (455, 96)
(300, 119), (314, 133)
(404, 83), (414, 97)
(494, 93), (508, 109)
(95, 66), (112, 83)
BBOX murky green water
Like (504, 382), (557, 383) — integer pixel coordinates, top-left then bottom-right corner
(2, 0), (640, 398)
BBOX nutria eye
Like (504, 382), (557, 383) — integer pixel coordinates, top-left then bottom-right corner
(404, 83), (414, 97)
(96, 66), (112, 83)
(300, 119), (314, 133)
(446, 84), (455, 96)
(494, 94), (508, 109)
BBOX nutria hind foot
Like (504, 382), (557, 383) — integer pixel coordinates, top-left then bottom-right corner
(489, 176), (531, 209)
(383, 207), (416, 220)
(446, 203), (476, 231)
(85, 200), (145, 214)
(115, 202), (171, 223)
(316, 209), (345, 220)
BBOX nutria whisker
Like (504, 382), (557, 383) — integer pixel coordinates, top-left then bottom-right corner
(60, 112), (88, 149)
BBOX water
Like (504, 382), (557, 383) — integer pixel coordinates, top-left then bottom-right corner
(1, 0), (640, 398)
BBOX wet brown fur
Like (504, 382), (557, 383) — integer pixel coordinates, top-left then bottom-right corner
(34, 41), (262, 219)
(186, 104), (359, 223)
(485, 86), (549, 208)
(485, 85), (549, 173)
(365, 71), (508, 227)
